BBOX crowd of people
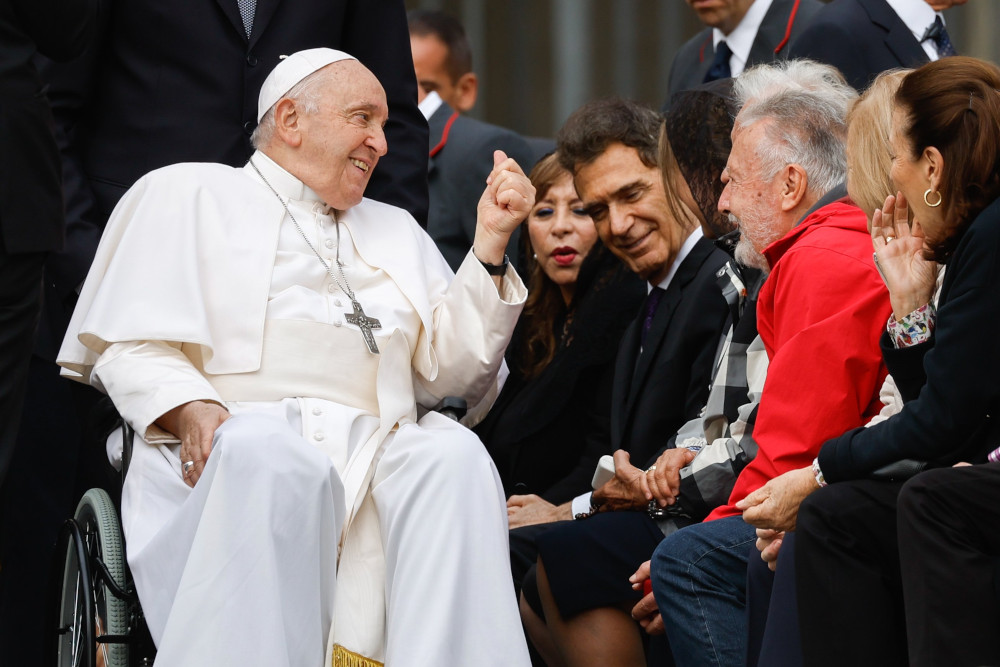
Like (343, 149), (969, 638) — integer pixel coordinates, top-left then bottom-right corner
(2, 0), (999, 666)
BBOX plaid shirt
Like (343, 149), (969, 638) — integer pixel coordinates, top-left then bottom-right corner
(655, 260), (767, 523)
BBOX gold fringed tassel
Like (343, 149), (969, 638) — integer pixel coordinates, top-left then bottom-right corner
(332, 644), (383, 667)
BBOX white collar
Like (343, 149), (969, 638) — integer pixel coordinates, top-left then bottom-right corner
(885, 0), (940, 42)
(418, 91), (444, 121)
(650, 226), (704, 293)
(246, 150), (326, 205)
(713, 0), (774, 77)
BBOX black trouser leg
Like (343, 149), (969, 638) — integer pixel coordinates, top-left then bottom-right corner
(0, 246), (45, 487)
(898, 464), (1000, 667)
(796, 480), (907, 666)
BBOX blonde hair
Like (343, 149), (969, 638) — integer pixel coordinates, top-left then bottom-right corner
(846, 70), (910, 220)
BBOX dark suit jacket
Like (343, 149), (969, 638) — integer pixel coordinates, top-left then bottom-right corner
(474, 246), (645, 503)
(0, 0), (99, 254)
(426, 102), (535, 271)
(610, 236), (731, 468)
(788, 0), (931, 92)
(666, 0), (821, 103)
(42, 0), (427, 300)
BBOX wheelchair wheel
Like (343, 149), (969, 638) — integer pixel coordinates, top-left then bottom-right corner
(55, 488), (129, 667)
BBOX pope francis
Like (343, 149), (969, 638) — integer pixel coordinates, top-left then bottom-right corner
(58, 49), (533, 667)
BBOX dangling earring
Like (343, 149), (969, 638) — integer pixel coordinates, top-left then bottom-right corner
(923, 188), (942, 208)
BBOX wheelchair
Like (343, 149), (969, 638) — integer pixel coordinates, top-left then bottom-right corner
(47, 397), (468, 666)
(49, 420), (156, 667)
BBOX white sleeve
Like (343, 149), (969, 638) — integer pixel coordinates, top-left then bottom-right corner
(92, 340), (224, 440)
(571, 492), (593, 519)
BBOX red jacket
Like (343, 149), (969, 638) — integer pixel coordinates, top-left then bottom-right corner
(708, 200), (890, 521)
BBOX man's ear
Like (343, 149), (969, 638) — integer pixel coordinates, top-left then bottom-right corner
(273, 98), (303, 148)
(779, 164), (809, 213)
(452, 72), (478, 113)
(923, 145), (944, 193)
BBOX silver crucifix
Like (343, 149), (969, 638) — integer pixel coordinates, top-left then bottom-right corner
(345, 299), (382, 354)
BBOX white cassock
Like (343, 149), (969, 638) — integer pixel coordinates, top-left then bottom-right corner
(58, 152), (532, 667)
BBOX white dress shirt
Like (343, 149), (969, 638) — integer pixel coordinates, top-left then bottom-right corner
(713, 0), (775, 78)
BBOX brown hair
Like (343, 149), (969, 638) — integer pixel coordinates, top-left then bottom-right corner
(661, 80), (738, 239)
(896, 57), (1000, 261)
(519, 153), (579, 380)
(556, 98), (661, 175)
(657, 126), (700, 238)
(846, 69), (909, 221)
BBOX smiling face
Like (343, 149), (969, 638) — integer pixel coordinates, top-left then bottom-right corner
(574, 143), (684, 285)
(718, 122), (788, 271)
(527, 172), (599, 304)
(295, 62), (389, 210)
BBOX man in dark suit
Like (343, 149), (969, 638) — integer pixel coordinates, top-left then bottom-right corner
(666, 0), (821, 102)
(788, 0), (965, 91)
(505, 99), (730, 603)
(409, 10), (535, 271)
(0, 0), (100, 661)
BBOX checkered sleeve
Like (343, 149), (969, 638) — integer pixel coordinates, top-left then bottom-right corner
(674, 334), (767, 520)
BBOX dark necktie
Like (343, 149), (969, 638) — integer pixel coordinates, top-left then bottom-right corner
(703, 41), (732, 83)
(641, 287), (666, 346)
(922, 16), (957, 58)
(238, 0), (256, 38)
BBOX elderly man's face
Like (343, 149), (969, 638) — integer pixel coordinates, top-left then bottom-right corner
(574, 143), (684, 285)
(298, 63), (388, 210)
(718, 121), (788, 272)
(686, 0), (756, 33)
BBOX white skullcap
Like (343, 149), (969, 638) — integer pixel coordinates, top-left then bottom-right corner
(257, 48), (357, 122)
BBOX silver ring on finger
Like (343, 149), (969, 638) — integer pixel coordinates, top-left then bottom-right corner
(183, 460), (196, 474)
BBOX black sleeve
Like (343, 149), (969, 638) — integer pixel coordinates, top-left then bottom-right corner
(340, 0), (429, 226)
(819, 206), (1000, 481)
(540, 362), (616, 505)
(880, 329), (932, 403)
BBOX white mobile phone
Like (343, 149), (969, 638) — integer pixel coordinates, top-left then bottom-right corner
(591, 454), (615, 489)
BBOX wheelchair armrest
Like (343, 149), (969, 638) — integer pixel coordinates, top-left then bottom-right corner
(435, 397), (468, 422)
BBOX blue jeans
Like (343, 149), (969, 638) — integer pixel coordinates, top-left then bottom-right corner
(651, 515), (756, 667)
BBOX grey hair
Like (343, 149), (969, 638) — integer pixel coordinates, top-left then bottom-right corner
(250, 66), (336, 149)
(736, 89), (850, 198)
(734, 59), (857, 121)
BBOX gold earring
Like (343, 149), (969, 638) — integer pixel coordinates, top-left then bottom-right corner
(923, 188), (942, 208)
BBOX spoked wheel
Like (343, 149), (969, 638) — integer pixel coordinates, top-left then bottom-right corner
(53, 489), (129, 667)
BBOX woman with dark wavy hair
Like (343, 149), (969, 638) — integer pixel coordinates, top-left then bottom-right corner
(474, 154), (644, 503)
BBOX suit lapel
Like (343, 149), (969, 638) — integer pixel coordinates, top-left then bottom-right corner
(622, 238), (714, 425)
(248, 0), (285, 49)
(863, 0), (929, 67)
(748, 0), (794, 63)
(611, 318), (641, 447)
(426, 103), (454, 176)
(214, 0), (248, 42)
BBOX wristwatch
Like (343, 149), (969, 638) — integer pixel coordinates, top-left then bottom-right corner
(476, 252), (509, 276)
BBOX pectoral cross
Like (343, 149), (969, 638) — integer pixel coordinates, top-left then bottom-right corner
(345, 299), (382, 354)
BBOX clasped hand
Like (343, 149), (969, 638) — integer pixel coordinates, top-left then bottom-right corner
(474, 151), (535, 264)
(592, 449), (695, 512)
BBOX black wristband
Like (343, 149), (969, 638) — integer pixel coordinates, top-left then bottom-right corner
(477, 253), (509, 276)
